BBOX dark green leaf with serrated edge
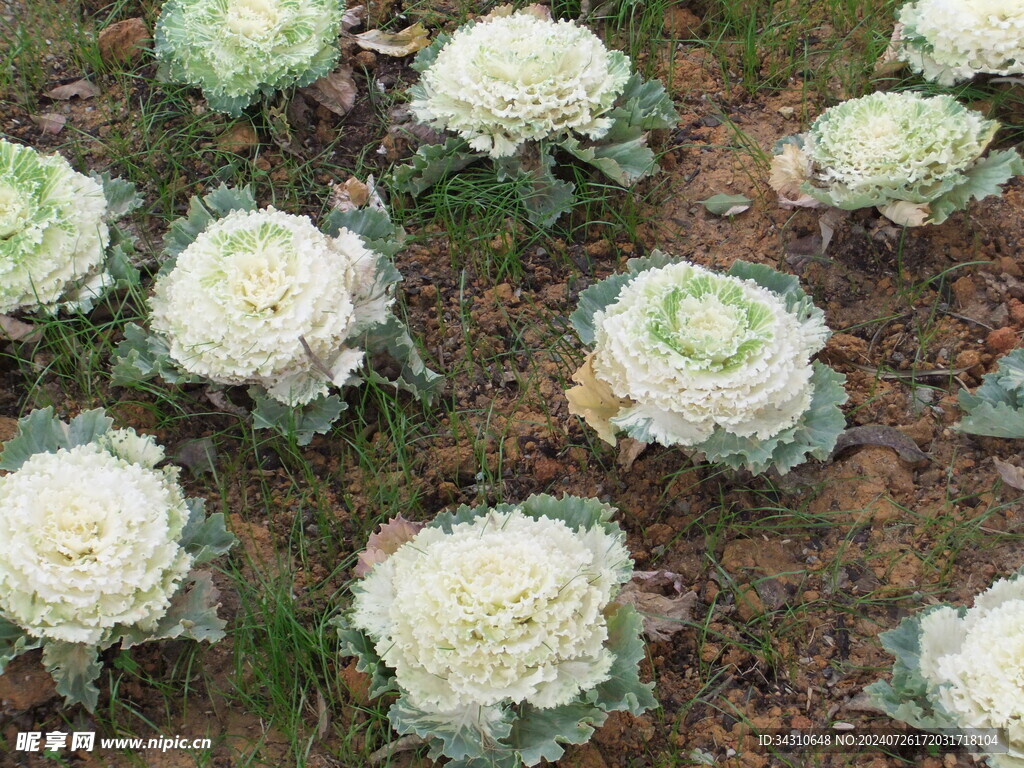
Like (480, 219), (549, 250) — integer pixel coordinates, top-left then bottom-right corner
(111, 323), (194, 386)
(321, 207), (404, 257)
(609, 73), (679, 131)
(389, 696), (516, 763)
(559, 134), (656, 187)
(517, 493), (617, 533)
(93, 172), (142, 219)
(179, 499), (236, 565)
(691, 363), (847, 475)
(957, 348), (1024, 436)
(362, 314), (442, 401)
(0, 408), (111, 470)
(41, 641), (102, 711)
(929, 148), (1024, 225)
(152, 571), (226, 643)
(333, 613), (398, 699)
(866, 606), (960, 730)
(410, 31), (452, 73)
(250, 389), (346, 445)
(0, 616), (40, 672)
(591, 604), (656, 713)
(391, 138), (483, 196)
(570, 251), (677, 344)
(163, 184), (256, 262)
(511, 701), (608, 766)
(510, 147), (576, 226)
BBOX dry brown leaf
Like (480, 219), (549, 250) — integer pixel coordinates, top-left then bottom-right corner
(565, 353), (630, 446)
(874, 22), (908, 77)
(617, 570), (697, 641)
(31, 113), (66, 134)
(331, 177), (370, 212)
(342, 4), (366, 31)
(0, 316), (43, 343)
(300, 66), (357, 116)
(216, 123), (259, 153)
(45, 79), (101, 100)
(617, 437), (648, 472)
(98, 18), (150, 66)
(993, 457), (1024, 491)
(355, 515), (425, 577)
(354, 23), (431, 57)
(830, 425), (928, 464)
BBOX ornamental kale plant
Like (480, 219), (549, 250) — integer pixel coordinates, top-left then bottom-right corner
(567, 254), (847, 475)
(336, 494), (655, 768)
(956, 348), (1024, 437)
(393, 8), (679, 226)
(769, 91), (1024, 226)
(0, 138), (140, 315)
(0, 408), (235, 711)
(897, 0), (1024, 85)
(867, 568), (1024, 767)
(155, 0), (345, 115)
(112, 185), (438, 444)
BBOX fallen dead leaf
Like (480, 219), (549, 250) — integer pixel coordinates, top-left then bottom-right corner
(355, 515), (425, 577)
(617, 570), (698, 641)
(0, 315), (43, 343)
(98, 18), (150, 66)
(299, 66), (357, 117)
(342, 4), (366, 31)
(617, 437), (648, 472)
(331, 177), (370, 211)
(31, 113), (66, 134)
(354, 23), (431, 57)
(45, 79), (101, 100)
(565, 353), (631, 446)
(993, 457), (1024, 491)
(829, 425), (928, 464)
(216, 122), (259, 153)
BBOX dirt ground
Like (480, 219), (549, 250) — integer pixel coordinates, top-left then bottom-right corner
(1, 1), (1023, 767)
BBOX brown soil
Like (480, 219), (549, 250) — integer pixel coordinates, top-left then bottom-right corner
(1, 2), (1023, 768)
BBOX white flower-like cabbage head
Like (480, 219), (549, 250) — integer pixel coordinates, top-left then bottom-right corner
(351, 509), (632, 711)
(769, 91), (1022, 226)
(156, 0), (345, 114)
(898, 0), (1024, 85)
(0, 440), (193, 645)
(150, 207), (391, 406)
(410, 12), (631, 157)
(918, 574), (1024, 767)
(590, 261), (828, 446)
(0, 138), (110, 314)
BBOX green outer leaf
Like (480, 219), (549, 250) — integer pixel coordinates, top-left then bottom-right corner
(41, 641), (102, 712)
(957, 348), (1024, 437)
(163, 184), (257, 262)
(691, 362), (848, 475)
(608, 73), (679, 132)
(0, 616), (40, 673)
(505, 146), (576, 227)
(559, 133), (656, 187)
(321, 207), (405, 257)
(391, 138), (483, 196)
(151, 570), (227, 644)
(569, 250), (678, 344)
(699, 193), (752, 215)
(928, 148), (1024, 225)
(111, 323), (194, 387)
(590, 604), (656, 714)
(410, 30), (452, 73)
(865, 605), (961, 731)
(249, 389), (346, 445)
(93, 172), (142, 219)
(179, 499), (236, 565)
(511, 701), (608, 766)
(362, 314), (442, 402)
(429, 494), (620, 538)
(333, 613), (398, 699)
(389, 696), (516, 764)
(0, 407), (113, 471)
